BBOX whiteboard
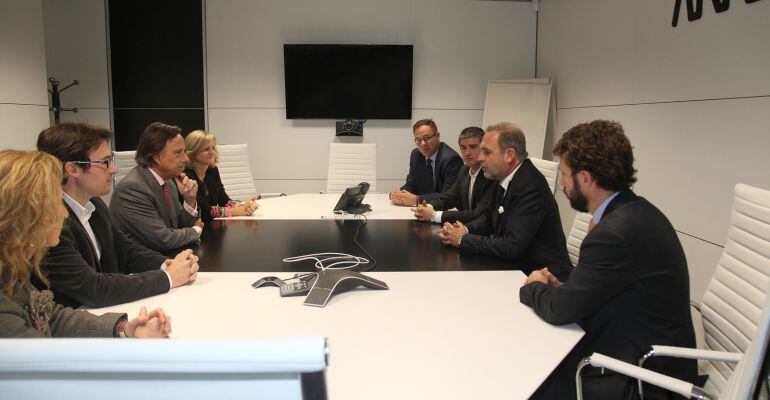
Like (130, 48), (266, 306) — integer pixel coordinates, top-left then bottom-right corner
(482, 78), (553, 158)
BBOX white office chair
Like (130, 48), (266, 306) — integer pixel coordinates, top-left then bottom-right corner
(577, 280), (770, 400)
(326, 143), (377, 193)
(531, 157), (559, 195)
(0, 336), (328, 400)
(576, 183), (770, 399)
(114, 150), (137, 186)
(216, 143), (261, 201)
(566, 212), (593, 265)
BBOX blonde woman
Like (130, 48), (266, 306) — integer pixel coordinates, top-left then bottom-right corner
(0, 150), (171, 338)
(184, 130), (258, 221)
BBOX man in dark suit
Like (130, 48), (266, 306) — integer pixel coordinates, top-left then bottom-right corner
(520, 120), (697, 399)
(37, 123), (198, 308)
(110, 122), (203, 254)
(411, 126), (494, 224)
(390, 119), (463, 206)
(438, 123), (571, 281)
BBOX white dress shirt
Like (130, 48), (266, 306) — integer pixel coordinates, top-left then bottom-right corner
(431, 166), (482, 224)
(63, 192), (173, 288)
(63, 192), (101, 261)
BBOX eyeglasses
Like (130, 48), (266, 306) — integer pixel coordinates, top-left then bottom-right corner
(414, 132), (437, 144)
(74, 154), (115, 168)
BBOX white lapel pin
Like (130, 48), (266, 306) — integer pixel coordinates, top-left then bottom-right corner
(498, 206), (504, 214)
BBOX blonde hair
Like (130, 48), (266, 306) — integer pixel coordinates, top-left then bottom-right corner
(185, 130), (218, 169)
(0, 150), (63, 297)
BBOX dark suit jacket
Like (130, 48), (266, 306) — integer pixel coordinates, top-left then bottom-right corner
(520, 190), (697, 400)
(184, 167), (232, 223)
(401, 142), (463, 203)
(461, 159), (571, 280)
(39, 197), (170, 309)
(110, 166), (200, 253)
(428, 165), (494, 224)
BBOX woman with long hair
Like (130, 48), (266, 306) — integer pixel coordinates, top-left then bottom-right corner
(0, 150), (171, 338)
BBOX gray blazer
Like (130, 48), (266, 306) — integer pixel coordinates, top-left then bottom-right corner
(0, 283), (124, 338)
(110, 165), (200, 253)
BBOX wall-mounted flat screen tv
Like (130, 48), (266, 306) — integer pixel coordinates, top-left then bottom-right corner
(284, 44), (413, 119)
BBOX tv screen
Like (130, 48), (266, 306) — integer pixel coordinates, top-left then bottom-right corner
(284, 44), (413, 120)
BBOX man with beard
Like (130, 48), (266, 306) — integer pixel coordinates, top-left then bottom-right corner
(110, 122), (203, 254)
(520, 120), (697, 399)
(438, 122), (571, 281)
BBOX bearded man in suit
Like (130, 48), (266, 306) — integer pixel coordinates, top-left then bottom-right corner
(438, 122), (571, 281)
(521, 120), (697, 399)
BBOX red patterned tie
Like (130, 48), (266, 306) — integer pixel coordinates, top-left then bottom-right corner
(162, 182), (171, 209)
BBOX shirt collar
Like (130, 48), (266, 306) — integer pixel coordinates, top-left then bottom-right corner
(592, 191), (621, 224)
(62, 192), (95, 223)
(148, 167), (167, 186)
(498, 161), (523, 191)
(428, 151), (437, 164)
(469, 166), (481, 178)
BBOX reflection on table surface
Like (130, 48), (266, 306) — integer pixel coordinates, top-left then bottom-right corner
(198, 218), (526, 273)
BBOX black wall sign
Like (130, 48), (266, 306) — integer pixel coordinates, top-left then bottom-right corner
(673, 0), (764, 27)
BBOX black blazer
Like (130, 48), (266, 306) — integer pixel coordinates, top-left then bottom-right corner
(184, 167), (232, 222)
(401, 142), (463, 203)
(39, 197), (170, 309)
(461, 159), (571, 280)
(520, 190), (697, 399)
(429, 165), (495, 224)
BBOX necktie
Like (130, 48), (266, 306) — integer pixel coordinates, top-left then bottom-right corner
(162, 182), (171, 210)
(424, 158), (435, 192)
(588, 218), (596, 233)
(495, 185), (505, 207)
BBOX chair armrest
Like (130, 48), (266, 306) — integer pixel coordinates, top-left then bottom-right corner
(580, 353), (710, 399)
(649, 345), (742, 363)
(257, 192), (286, 199)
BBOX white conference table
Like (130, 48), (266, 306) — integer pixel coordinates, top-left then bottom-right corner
(230, 193), (414, 220)
(93, 271), (583, 400)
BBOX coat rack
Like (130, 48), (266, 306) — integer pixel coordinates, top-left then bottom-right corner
(48, 77), (79, 123)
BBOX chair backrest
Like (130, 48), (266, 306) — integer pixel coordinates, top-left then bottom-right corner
(699, 183), (770, 396)
(530, 157), (559, 195)
(0, 336), (328, 400)
(720, 281), (770, 399)
(217, 143), (259, 202)
(326, 143), (377, 193)
(114, 150), (137, 186)
(566, 212), (593, 265)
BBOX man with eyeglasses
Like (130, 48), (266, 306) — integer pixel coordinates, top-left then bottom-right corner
(36, 123), (198, 309)
(390, 119), (463, 206)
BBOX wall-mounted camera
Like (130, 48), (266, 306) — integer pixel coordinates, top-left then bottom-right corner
(335, 119), (365, 136)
